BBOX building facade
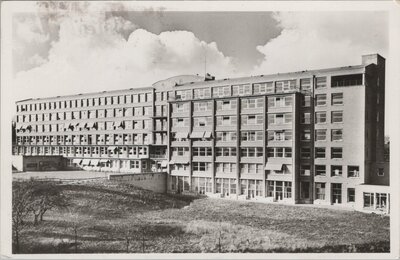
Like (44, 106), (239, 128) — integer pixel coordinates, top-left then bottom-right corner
(12, 54), (389, 212)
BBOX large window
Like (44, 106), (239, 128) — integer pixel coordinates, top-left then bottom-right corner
(267, 147), (292, 158)
(242, 98), (264, 109)
(241, 131), (263, 141)
(193, 117), (212, 127)
(332, 183), (342, 204)
(331, 129), (343, 141)
(268, 113), (292, 125)
(216, 131), (237, 142)
(316, 77), (327, 89)
(301, 113), (311, 124)
(254, 82), (274, 94)
(348, 188), (355, 202)
(232, 84), (252, 96)
(301, 129), (311, 141)
(216, 99), (237, 110)
(331, 74), (362, 87)
(300, 165), (311, 176)
(315, 112), (327, 124)
(192, 147), (212, 157)
(331, 93), (344, 105)
(315, 147), (326, 158)
(193, 88), (211, 99)
(267, 130), (292, 141)
(241, 115), (263, 125)
(315, 94), (327, 106)
(363, 192), (374, 208)
(216, 147), (237, 157)
(331, 165), (342, 176)
(193, 162), (211, 172)
(348, 166), (360, 177)
(300, 78), (312, 92)
(216, 116), (237, 126)
(315, 183), (326, 200)
(240, 147), (263, 158)
(332, 111), (343, 123)
(331, 147), (343, 159)
(193, 101), (212, 112)
(315, 165), (326, 176)
(315, 129), (327, 141)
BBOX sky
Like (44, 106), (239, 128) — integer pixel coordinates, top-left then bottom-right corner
(11, 2), (389, 103)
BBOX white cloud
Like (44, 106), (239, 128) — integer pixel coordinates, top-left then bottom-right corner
(254, 12), (388, 74)
(13, 12), (236, 101)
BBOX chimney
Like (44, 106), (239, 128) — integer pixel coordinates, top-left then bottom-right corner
(205, 73), (215, 81)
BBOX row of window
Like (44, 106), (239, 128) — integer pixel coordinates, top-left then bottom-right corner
(14, 145), (149, 157)
(175, 78), (327, 101)
(300, 147), (343, 159)
(301, 164), (359, 177)
(17, 120), (153, 133)
(301, 129), (343, 141)
(16, 106), (156, 123)
(16, 92), (162, 113)
(315, 93), (343, 106)
(16, 133), (152, 145)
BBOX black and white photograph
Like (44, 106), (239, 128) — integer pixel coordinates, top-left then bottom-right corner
(1, 1), (399, 258)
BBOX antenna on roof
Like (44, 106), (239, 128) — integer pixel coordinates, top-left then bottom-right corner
(204, 47), (207, 78)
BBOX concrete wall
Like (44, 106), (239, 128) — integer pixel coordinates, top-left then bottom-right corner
(109, 172), (167, 193)
(12, 155), (66, 171)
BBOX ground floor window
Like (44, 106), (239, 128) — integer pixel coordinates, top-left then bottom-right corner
(363, 192), (374, 208)
(376, 193), (387, 209)
(193, 177), (212, 194)
(332, 183), (342, 204)
(315, 183), (326, 200)
(284, 182), (292, 198)
(347, 188), (355, 202)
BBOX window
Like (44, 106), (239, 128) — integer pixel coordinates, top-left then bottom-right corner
(254, 82), (273, 94)
(302, 95), (311, 107)
(348, 166), (360, 177)
(363, 192), (374, 208)
(216, 99), (237, 110)
(331, 93), (344, 105)
(314, 130), (326, 141)
(316, 77), (327, 89)
(332, 111), (343, 123)
(241, 131), (263, 141)
(348, 188), (355, 202)
(193, 88), (211, 99)
(376, 193), (387, 209)
(315, 112), (327, 124)
(300, 165), (311, 176)
(315, 183), (326, 200)
(377, 168), (384, 176)
(332, 183), (342, 204)
(315, 147), (326, 158)
(331, 129), (343, 141)
(242, 98), (264, 109)
(331, 165), (342, 176)
(300, 78), (312, 92)
(232, 84), (251, 96)
(315, 165), (326, 176)
(301, 147), (311, 158)
(301, 113), (311, 124)
(315, 94), (327, 106)
(193, 101), (212, 112)
(331, 74), (362, 87)
(331, 147), (343, 159)
(301, 129), (311, 141)
(193, 162), (211, 172)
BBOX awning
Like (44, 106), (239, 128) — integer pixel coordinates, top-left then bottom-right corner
(190, 131), (205, 139)
(161, 161), (168, 167)
(72, 159), (82, 164)
(175, 132), (189, 139)
(203, 131), (213, 138)
(265, 163), (283, 171)
(107, 146), (116, 151)
(99, 159), (109, 163)
(82, 159), (91, 165)
(91, 159), (100, 166)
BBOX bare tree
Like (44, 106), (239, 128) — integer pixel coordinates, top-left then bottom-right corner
(12, 181), (34, 253)
(27, 180), (70, 225)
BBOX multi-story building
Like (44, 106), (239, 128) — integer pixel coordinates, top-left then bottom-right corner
(12, 54), (389, 213)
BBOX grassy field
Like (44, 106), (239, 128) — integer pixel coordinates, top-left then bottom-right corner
(16, 179), (390, 253)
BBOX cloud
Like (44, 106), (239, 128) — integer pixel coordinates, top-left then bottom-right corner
(13, 11), (236, 101)
(253, 12), (388, 74)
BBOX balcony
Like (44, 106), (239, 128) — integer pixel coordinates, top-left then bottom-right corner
(171, 140), (190, 147)
(240, 157), (263, 163)
(215, 156), (237, 163)
(192, 140), (212, 147)
(241, 141), (264, 147)
(192, 156), (213, 162)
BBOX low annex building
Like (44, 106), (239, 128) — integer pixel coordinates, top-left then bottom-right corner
(12, 54), (390, 213)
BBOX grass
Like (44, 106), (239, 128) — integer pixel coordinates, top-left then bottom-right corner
(16, 179), (390, 253)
